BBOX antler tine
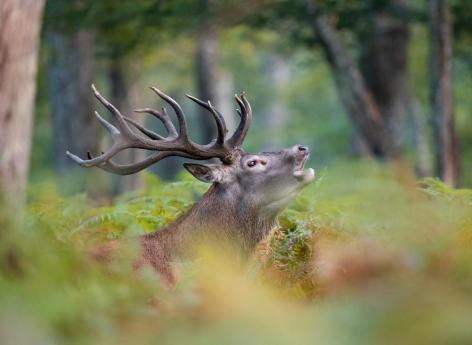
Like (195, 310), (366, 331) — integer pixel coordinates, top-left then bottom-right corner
(227, 93), (253, 148)
(241, 94), (252, 117)
(186, 94), (227, 146)
(134, 107), (178, 138)
(65, 108), (127, 167)
(123, 116), (165, 140)
(207, 100), (227, 145)
(91, 84), (136, 137)
(94, 111), (119, 136)
(150, 87), (188, 138)
(66, 145), (122, 167)
(160, 107), (179, 137)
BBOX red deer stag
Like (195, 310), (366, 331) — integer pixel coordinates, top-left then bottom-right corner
(67, 85), (315, 283)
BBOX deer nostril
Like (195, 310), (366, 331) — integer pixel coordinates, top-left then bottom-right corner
(298, 145), (308, 152)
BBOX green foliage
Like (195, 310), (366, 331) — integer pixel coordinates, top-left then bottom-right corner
(3, 162), (472, 344)
(45, 0), (210, 57)
(421, 176), (472, 202)
(27, 173), (206, 243)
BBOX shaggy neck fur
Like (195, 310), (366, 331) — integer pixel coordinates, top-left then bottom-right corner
(152, 183), (279, 258)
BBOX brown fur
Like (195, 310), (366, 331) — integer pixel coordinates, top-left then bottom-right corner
(135, 183), (278, 283)
(92, 145), (314, 284)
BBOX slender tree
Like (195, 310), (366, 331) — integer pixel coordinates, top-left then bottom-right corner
(0, 0), (45, 204)
(306, 0), (396, 159)
(196, 24), (221, 144)
(407, 94), (433, 177)
(428, 0), (461, 186)
(195, 0), (238, 145)
(48, 29), (97, 177)
(108, 56), (145, 193)
(360, 0), (410, 153)
(262, 53), (291, 148)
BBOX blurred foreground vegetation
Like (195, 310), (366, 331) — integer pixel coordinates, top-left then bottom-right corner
(2, 162), (472, 344)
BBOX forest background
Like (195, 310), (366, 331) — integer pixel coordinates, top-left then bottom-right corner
(1, 1), (472, 344)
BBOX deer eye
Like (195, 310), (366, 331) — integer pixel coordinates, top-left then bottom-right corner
(247, 160), (257, 167)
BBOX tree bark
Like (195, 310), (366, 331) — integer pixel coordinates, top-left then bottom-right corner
(428, 0), (461, 186)
(262, 53), (291, 148)
(0, 0), (45, 204)
(108, 58), (145, 193)
(217, 70), (237, 134)
(361, 0), (410, 153)
(196, 25), (221, 144)
(306, 1), (397, 159)
(407, 95), (432, 177)
(48, 29), (97, 177)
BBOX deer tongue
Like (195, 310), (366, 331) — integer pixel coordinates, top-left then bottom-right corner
(293, 168), (315, 183)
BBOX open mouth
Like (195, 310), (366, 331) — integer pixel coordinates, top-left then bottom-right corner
(293, 154), (315, 183)
(294, 154), (308, 171)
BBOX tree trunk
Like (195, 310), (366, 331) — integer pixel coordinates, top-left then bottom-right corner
(306, 1), (398, 159)
(217, 70), (237, 134)
(108, 58), (145, 193)
(48, 30), (97, 174)
(361, 0), (410, 153)
(349, 130), (371, 157)
(0, 0), (45, 204)
(407, 95), (432, 177)
(428, 0), (461, 186)
(196, 25), (220, 144)
(262, 53), (291, 148)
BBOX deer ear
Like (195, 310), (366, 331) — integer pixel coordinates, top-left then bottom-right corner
(183, 163), (222, 183)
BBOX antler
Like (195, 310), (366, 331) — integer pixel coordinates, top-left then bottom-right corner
(66, 84), (252, 175)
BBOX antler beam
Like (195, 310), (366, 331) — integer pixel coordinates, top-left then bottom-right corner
(66, 84), (253, 174)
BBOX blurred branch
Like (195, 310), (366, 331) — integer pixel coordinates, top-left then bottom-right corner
(305, 0), (397, 159)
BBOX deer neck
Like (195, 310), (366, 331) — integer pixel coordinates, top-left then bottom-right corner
(174, 183), (277, 254)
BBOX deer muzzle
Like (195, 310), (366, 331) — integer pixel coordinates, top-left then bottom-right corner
(292, 145), (315, 183)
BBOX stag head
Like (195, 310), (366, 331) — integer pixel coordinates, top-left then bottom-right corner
(184, 145), (314, 215)
(67, 85), (314, 215)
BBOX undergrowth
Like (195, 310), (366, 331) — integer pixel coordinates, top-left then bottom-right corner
(1, 162), (472, 345)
